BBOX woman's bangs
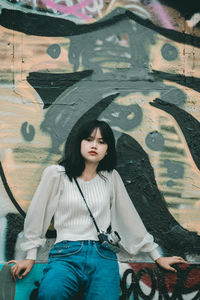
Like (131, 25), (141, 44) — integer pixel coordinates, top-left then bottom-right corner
(81, 124), (97, 140)
(98, 127), (109, 144)
(79, 120), (112, 145)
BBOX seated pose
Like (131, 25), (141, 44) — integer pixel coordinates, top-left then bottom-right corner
(8, 120), (186, 300)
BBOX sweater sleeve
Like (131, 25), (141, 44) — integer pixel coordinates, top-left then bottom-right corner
(20, 165), (63, 260)
(110, 169), (160, 261)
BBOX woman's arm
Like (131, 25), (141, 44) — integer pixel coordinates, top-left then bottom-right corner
(8, 259), (35, 280)
(110, 170), (187, 267)
(20, 165), (63, 260)
(111, 169), (160, 260)
(7, 165), (63, 279)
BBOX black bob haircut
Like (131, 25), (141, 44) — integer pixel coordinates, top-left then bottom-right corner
(59, 120), (117, 181)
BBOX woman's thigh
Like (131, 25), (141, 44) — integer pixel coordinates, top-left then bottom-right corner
(37, 260), (80, 300)
(84, 244), (120, 300)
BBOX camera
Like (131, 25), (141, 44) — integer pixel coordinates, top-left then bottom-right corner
(98, 230), (121, 253)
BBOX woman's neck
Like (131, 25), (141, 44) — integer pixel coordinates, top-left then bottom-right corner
(80, 162), (98, 181)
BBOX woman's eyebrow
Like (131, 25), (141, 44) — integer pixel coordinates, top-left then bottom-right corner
(96, 137), (105, 141)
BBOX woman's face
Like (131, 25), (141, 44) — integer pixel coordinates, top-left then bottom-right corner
(81, 128), (108, 165)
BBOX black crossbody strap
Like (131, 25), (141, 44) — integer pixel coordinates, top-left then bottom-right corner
(74, 177), (100, 234)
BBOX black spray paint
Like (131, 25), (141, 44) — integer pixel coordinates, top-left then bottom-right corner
(27, 70), (93, 109)
(120, 264), (200, 300)
(115, 133), (200, 255)
(5, 213), (24, 261)
(1, 7), (200, 49)
(152, 70), (200, 93)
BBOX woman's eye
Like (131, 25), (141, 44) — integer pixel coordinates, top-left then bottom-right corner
(99, 140), (105, 144)
(85, 137), (92, 141)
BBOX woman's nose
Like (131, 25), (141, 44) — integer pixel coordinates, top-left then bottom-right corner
(91, 140), (97, 148)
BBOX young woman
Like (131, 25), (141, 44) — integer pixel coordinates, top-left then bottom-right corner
(8, 120), (186, 300)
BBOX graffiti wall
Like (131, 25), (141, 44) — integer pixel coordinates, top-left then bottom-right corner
(0, 0), (200, 298)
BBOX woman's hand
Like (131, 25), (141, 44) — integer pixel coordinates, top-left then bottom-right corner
(155, 256), (187, 272)
(7, 259), (35, 280)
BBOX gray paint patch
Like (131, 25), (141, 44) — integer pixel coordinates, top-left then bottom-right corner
(164, 159), (184, 179)
(141, 0), (151, 5)
(145, 131), (165, 151)
(102, 103), (143, 131)
(161, 86), (186, 107)
(161, 43), (179, 61)
(47, 44), (61, 59)
(21, 122), (35, 142)
(166, 180), (175, 187)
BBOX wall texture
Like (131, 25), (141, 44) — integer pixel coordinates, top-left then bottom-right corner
(0, 0), (200, 298)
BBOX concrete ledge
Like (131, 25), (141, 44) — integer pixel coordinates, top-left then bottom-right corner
(0, 263), (44, 300)
(1, 263), (200, 300)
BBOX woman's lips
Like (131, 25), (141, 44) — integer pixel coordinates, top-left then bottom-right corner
(89, 151), (97, 155)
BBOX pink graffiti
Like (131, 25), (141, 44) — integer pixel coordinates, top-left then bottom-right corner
(41, 0), (95, 20)
(151, 0), (175, 30)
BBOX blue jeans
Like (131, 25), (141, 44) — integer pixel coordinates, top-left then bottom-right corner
(37, 240), (120, 300)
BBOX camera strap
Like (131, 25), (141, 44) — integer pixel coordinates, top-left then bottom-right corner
(74, 177), (101, 234)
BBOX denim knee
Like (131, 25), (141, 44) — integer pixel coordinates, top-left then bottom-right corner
(38, 283), (67, 300)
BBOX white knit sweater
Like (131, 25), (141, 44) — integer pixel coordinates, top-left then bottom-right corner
(21, 165), (161, 262)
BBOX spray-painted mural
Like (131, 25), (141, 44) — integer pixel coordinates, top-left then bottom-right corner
(0, 0), (200, 298)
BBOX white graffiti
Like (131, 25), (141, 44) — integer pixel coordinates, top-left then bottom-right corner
(80, 0), (104, 18)
(1, 0), (151, 22)
(187, 13), (200, 28)
(124, 1), (151, 19)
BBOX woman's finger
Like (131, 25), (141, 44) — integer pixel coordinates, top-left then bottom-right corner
(15, 267), (23, 280)
(13, 265), (22, 280)
(14, 265), (19, 273)
(17, 272), (22, 280)
(11, 265), (16, 271)
(21, 267), (31, 278)
(173, 257), (187, 263)
(175, 256), (186, 261)
(179, 257), (187, 263)
(7, 259), (17, 265)
(17, 266), (29, 280)
(11, 265), (16, 274)
(168, 266), (177, 272)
